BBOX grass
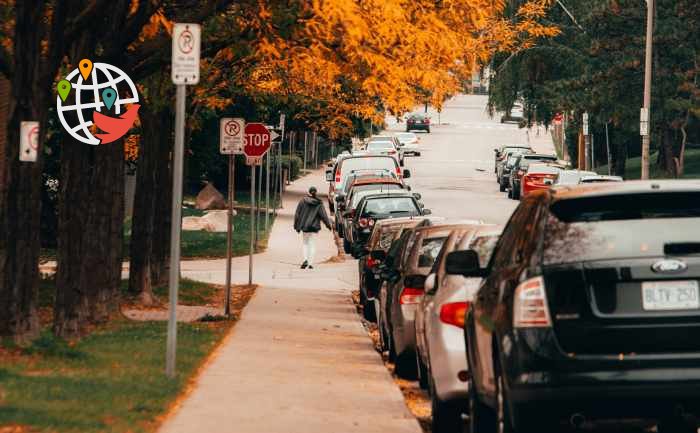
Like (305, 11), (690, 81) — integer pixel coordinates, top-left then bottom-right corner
(42, 208), (275, 261)
(0, 321), (229, 433)
(596, 148), (700, 180)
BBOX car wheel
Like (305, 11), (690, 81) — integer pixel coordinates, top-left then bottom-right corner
(499, 181), (506, 192)
(343, 238), (352, 254)
(362, 298), (376, 322)
(395, 350), (418, 379)
(378, 314), (389, 353)
(467, 375), (496, 433)
(507, 188), (512, 199)
(336, 223), (344, 238)
(431, 381), (465, 433)
(400, 158), (405, 167)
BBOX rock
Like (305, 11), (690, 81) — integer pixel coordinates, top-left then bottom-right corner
(182, 216), (207, 231)
(182, 210), (236, 232)
(195, 182), (226, 210)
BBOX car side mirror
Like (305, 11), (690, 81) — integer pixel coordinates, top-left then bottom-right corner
(325, 171), (334, 182)
(413, 193), (422, 201)
(422, 208), (432, 215)
(370, 250), (386, 261)
(405, 274), (427, 289)
(445, 250), (485, 277)
(424, 273), (437, 294)
(402, 169), (411, 179)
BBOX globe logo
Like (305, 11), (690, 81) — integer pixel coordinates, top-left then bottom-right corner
(56, 59), (140, 145)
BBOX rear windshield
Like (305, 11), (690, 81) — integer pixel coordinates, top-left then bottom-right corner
(544, 192), (700, 264)
(340, 157), (397, 177)
(367, 142), (394, 150)
(418, 237), (448, 268)
(363, 197), (419, 215)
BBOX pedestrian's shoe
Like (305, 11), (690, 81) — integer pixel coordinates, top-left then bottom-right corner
(308, 265), (314, 269)
(300, 261), (308, 269)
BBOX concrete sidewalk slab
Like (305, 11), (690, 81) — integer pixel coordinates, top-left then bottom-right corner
(159, 170), (421, 433)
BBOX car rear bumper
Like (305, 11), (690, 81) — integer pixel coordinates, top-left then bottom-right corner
(429, 323), (469, 402)
(393, 306), (417, 355)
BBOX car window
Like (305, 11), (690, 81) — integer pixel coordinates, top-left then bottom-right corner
(362, 197), (418, 215)
(349, 185), (402, 209)
(470, 234), (500, 268)
(544, 193), (700, 265)
(490, 197), (540, 269)
(417, 236), (448, 268)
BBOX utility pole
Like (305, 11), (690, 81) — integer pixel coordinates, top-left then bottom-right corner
(640, 0), (654, 179)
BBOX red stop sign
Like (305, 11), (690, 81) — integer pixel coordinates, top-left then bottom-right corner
(243, 123), (271, 157)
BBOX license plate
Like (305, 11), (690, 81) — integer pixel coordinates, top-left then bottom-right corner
(642, 280), (700, 311)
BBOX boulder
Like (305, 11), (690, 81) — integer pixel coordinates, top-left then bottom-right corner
(182, 209), (236, 232)
(195, 182), (226, 210)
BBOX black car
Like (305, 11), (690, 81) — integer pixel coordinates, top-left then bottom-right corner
(448, 181), (700, 433)
(348, 193), (429, 258)
(407, 113), (431, 133)
(494, 145), (532, 175)
(508, 153), (558, 200)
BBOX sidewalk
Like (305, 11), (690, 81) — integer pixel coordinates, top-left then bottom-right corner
(159, 170), (421, 433)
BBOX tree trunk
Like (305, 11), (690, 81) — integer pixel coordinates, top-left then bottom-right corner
(658, 127), (677, 178)
(0, 1), (52, 341)
(612, 135), (627, 177)
(54, 137), (124, 337)
(128, 103), (172, 303)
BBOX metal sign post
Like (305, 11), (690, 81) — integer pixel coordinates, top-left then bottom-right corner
(167, 23), (200, 379)
(219, 117), (245, 316)
(249, 165), (256, 285)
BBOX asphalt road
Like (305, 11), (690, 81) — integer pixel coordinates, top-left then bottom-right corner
(385, 94), (554, 224)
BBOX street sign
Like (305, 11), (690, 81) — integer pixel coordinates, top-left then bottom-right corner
(246, 155), (263, 165)
(220, 118), (245, 154)
(640, 121), (649, 136)
(279, 113), (285, 130)
(243, 122), (271, 165)
(582, 112), (589, 135)
(268, 129), (281, 142)
(19, 121), (39, 162)
(640, 107), (649, 122)
(171, 23), (201, 85)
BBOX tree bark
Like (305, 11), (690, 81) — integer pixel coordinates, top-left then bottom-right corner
(54, 136), (124, 337)
(0, 1), (52, 341)
(128, 103), (172, 303)
(658, 127), (677, 178)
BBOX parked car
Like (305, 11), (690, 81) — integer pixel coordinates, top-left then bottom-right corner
(507, 153), (558, 200)
(493, 144), (532, 174)
(579, 174), (624, 183)
(457, 180), (700, 433)
(554, 169), (597, 186)
(335, 178), (406, 238)
(342, 189), (419, 252)
(377, 223), (474, 378)
(346, 192), (428, 257)
(407, 113), (431, 133)
(365, 139), (405, 166)
(520, 163), (565, 197)
(416, 225), (501, 433)
(394, 132), (421, 156)
(359, 217), (434, 321)
(500, 103), (524, 123)
(498, 152), (528, 191)
(326, 155), (410, 213)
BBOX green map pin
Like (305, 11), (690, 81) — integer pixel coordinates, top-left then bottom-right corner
(57, 80), (71, 102)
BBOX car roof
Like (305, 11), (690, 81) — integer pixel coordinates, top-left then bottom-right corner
(502, 144), (531, 149)
(550, 180), (700, 202)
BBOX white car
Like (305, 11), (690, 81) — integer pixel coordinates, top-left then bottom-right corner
(365, 140), (405, 166)
(394, 132), (421, 157)
(579, 174), (624, 183)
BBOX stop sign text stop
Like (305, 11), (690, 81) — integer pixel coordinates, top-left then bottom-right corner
(243, 123), (271, 157)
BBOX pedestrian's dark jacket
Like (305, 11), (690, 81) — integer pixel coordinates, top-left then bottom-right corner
(294, 195), (332, 233)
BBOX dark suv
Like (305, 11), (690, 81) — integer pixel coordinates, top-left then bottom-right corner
(449, 181), (700, 433)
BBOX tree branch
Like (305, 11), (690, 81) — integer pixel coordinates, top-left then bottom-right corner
(64, 0), (115, 42)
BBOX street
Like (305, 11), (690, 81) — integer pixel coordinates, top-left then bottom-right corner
(158, 94), (551, 433)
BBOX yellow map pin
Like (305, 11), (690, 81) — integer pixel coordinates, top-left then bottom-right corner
(79, 59), (93, 81)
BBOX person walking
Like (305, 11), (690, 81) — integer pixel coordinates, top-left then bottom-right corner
(294, 186), (333, 269)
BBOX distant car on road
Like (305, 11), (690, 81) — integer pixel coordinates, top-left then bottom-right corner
(407, 113), (431, 133)
(493, 144), (532, 174)
(500, 103), (524, 123)
(579, 174), (624, 183)
(459, 180), (700, 433)
(365, 139), (405, 166)
(335, 178), (405, 238)
(394, 132), (421, 156)
(520, 163), (565, 197)
(497, 150), (531, 191)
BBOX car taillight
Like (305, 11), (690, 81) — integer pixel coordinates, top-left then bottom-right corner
(335, 170), (341, 183)
(366, 256), (379, 268)
(388, 150), (396, 155)
(358, 218), (374, 228)
(440, 302), (470, 328)
(513, 276), (551, 328)
(396, 166), (402, 177)
(400, 287), (424, 305)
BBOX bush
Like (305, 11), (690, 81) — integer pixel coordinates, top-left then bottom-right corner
(276, 155), (303, 180)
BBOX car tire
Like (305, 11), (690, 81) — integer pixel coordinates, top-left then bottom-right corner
(417, 353), (429, 390)
(467, 375), (496, 433)
(337, 223), (344, 238)
(395, 350), (418, 379)
(362, 297), (376, 322)
(507, 188), (512, 199)
(343, 238), (352, 254)
(432, 390), (465, 433)
(499, 181), (506, 192)
(426, 128), (431, 133)
(378, 315), (390, 353)
(400, 158), (405, 167)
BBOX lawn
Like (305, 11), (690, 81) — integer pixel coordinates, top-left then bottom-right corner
(596, 148), (700, 180)
(1, 277), (255, 433)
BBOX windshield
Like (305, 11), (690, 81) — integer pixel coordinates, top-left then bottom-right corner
(362, 197), (419, 216)
(544, 193), (700, 264)
(418, 236), (448, 268)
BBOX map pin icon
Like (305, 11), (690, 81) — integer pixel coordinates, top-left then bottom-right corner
(57, 80), (71, 102)
(102, 88), (117, 110)
(79, 59), (93, 81)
